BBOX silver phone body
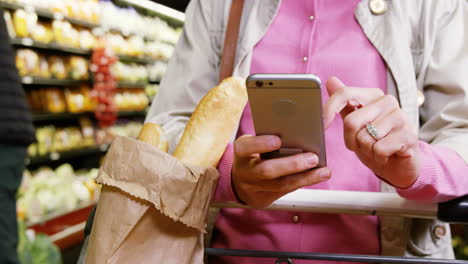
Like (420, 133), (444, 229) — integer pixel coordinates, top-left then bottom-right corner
(246, 73), (327, 168)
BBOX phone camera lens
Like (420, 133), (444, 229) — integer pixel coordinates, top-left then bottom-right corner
(256, 81), (263, 87)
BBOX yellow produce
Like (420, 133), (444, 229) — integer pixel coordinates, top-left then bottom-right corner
(15, 49), (39, 76)
(32, 23), (53, 43)
(13, 10), (28, 38)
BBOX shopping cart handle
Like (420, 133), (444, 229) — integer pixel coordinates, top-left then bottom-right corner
(437, 195), (468, 223)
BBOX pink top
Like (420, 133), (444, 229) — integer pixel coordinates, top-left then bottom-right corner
(211, 1), (468, 263)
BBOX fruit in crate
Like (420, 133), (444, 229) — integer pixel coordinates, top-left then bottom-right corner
(17, 164), (100, 223)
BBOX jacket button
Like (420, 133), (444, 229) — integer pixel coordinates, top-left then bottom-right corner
(433, 225), (446, 239)
(276, 258), (294, 264)
(292, 215), (299, 223)
(369, 0), (388, 15)
(417, 90), (425, 106)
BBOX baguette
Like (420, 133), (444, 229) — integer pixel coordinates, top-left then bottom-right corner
(137, 123), (169, 152)
(173, 77), (247, 167)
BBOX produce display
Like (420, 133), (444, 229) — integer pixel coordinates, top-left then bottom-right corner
(145, 84), (159, 101)
(104, 33), (174, 60)
(16, 49), (89, 80)
(114, 88), (149, 111)
(28, 118), (142, 157)
(17, 220), (62, 264)
(4, 9), (97, 49)
(17, 164), (100, 223)
(1, 0), (182, 258)
(91, 43), (118, 127)
(2, 0), (100, 24)
(112, 62), (148, 83)
(26, 85), (96, 113)
(94, 121), (142, 145)
(99, 0), (181, 44)
(147, 61), (167, 82)
(65, 85), (96, 113)
(28, 117), (94, 157)
(145, 40), (174, 61)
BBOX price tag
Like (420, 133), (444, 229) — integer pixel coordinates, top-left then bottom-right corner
(50, 152), (60, 161)
(99, 144), (109, 152)
(22, 76), (33, 84)
(53, 12), (64, 20)
(21, 38), (33, 46)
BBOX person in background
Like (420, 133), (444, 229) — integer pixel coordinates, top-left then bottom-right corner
(147, 1), (468, 263)
(0, 9), (35, 264)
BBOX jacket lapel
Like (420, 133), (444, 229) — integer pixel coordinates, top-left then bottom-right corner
(354, 0), (415, 256)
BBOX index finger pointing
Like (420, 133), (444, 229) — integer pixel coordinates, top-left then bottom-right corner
(324, 77), (384, 128)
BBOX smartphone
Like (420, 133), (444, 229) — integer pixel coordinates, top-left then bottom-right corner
(246, 73), (326, 168)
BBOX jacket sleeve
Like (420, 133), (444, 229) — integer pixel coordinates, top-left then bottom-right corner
(145, 0), (221, 153)
(419, 0), (468, 159)
(399, 0), (468, 201)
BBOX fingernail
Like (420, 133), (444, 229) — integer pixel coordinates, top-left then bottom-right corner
(269, 137), (280, 148)
(319, 169), (331, 180)
(306, 154), (318, 166)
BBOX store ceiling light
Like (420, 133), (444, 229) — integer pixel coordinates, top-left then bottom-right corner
(120, 0), (185, 23)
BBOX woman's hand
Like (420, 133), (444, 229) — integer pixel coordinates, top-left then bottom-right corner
(324, 77), (421, 188)
(232, 135), (331, 208)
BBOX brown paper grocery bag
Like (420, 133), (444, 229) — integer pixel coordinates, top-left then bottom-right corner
(85, 136), (219, 264)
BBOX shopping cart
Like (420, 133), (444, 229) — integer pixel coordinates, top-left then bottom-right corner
(205, 190), (468, 264)
(82, 189), (468, 263)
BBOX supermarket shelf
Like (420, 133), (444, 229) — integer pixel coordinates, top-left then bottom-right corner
(105, 26), (176, 45)
(50, 222), (86, 250)
(26, 145), (110, 166)
(21, 76), (89, 86)
(117, 81), (148, 88)
(31, 111), (147, 122)
(11, 38), (91, 56)
(117, 54), (152, 64)
(118, 110), (148, 117)
(116, 0), (185, 25)
(31, 112), (90, 122)
(28, 202), (96, 250)
(0, 1), (99, 28)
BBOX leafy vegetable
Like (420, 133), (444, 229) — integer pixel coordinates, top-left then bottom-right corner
(17, 220), (62, 264)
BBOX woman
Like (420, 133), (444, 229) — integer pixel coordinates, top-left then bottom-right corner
(146, 0), (468, 263)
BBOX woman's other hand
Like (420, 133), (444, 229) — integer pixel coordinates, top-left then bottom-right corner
(324, 77), (420, 188)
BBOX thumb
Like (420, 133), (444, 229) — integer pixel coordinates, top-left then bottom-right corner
(326, 76), (346, 96)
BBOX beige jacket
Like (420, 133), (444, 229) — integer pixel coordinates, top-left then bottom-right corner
(146, 0), (468, 259)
